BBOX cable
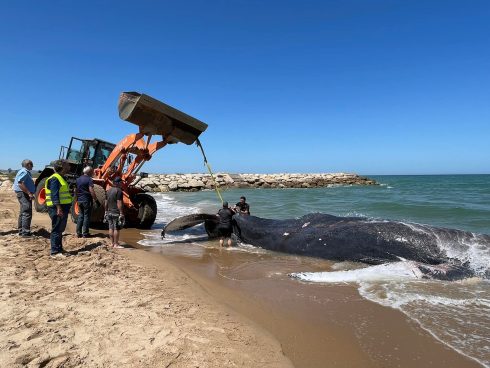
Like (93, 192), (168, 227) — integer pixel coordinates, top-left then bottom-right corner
(196, 138), (224, 204)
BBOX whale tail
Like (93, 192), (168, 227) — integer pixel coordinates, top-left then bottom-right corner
(162, 214), (219, 239)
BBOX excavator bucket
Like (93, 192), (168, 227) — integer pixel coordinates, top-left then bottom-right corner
(118, 92), (208, 145)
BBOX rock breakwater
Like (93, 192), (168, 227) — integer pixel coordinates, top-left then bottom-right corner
(0, 173), (377, 193)
(136, 173), (377, 192)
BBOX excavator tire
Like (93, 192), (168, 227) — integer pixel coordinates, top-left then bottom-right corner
(91, 184), (107, 224)
(134, 193), (157, 229)
(70, 184), (106, 226)
(34, 178), (48, 213)
(70, 196), (79, 224)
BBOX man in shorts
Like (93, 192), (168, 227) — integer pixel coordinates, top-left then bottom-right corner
(105, 177), (125, 248)
(217, 201), (235, 247)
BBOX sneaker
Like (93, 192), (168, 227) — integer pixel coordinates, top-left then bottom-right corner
(50, 252), (66, 258)
(77, 234), (83, 238)
(82, 234), (91, 238)
(20, 232), (33, 237)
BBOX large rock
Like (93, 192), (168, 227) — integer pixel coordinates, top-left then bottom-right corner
(188, 179), (205, 188)
(158, 184), (169, 192)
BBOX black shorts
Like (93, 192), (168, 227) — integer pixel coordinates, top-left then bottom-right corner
(218, 226), (232, 237)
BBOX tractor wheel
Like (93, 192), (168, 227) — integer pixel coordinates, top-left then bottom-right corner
(134, 193), (157, 229)
(90, 184), (107, 224)
(71, 185), (107, 226)
(34, 178), (48, 213)
(70, 197), (79, 224)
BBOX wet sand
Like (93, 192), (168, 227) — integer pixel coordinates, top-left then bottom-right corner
(123, 237), (483, 368)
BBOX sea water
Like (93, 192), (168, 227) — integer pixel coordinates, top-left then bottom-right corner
(140, 174), (490, 367)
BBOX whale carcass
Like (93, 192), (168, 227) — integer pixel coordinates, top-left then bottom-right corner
(162, 213), (490, 281)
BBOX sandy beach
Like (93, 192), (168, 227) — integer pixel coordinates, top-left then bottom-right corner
(1, 190), (485, 368)
(0, 192), (292, 367)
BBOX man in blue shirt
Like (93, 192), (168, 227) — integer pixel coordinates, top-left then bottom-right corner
(75, 166), (99, 238)
(13, 159), (36, 236)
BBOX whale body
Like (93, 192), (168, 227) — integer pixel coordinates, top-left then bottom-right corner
(163, 213), (490, 280)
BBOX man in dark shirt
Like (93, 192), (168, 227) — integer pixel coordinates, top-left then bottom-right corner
(105, 177), (124, 248)
(217, 201), (235, 247)
(234, 196), (250, 215)
(75, 166), (99, 238)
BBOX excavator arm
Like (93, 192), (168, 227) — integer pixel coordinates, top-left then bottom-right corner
(99, 133), (169, 184)
(94, 92), (208, 186)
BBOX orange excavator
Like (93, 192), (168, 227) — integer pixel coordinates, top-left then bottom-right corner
(34, 92), (208, 228)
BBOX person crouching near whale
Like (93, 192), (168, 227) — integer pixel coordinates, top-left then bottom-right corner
(234, 196), (250, 215)
(217, 201), (235, 247)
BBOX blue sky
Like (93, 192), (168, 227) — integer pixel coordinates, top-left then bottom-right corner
(1, 0), (488, 175)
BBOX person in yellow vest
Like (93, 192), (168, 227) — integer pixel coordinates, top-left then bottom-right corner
(45, 160), (73, 257)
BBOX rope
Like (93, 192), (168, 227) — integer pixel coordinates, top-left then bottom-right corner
(196, 138), (224, 204)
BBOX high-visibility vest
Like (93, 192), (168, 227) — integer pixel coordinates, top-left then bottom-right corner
(45, 173), (73, 206)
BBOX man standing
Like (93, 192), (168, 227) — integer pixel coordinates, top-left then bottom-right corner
(45, 160), (73, 257)
(234, 196), (250, 215)
(105, 177), (124, 248)
(13, 159), (35, 237)
(217, 201), (235, 247)
(75, 166), (99, 238)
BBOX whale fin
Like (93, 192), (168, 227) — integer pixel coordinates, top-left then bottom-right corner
(290, 261), (424, 283)
(359, 257), (387, 265)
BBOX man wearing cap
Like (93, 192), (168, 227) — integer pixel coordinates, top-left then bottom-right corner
(217, 201), (235, 247)
(45, 160), (73, 256)
(105, 177), (125, 248)
(13, 159), (36, 237)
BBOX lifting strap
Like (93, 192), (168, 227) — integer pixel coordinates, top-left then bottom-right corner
(196, 138), (224, 204)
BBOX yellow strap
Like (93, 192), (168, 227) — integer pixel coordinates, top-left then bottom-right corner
(205, 161), (224, 204)
(196, 139), (224, 204)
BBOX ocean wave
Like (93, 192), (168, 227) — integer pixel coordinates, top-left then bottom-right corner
(358, 281), (490, 368)
(400, 222), (490, 276)
(359, 282), (490, 309)
(292, 264), (490, 367)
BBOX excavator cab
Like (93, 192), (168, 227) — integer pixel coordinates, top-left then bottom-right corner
(33, 137), (117, 213)
(60, 137), (117, 178)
